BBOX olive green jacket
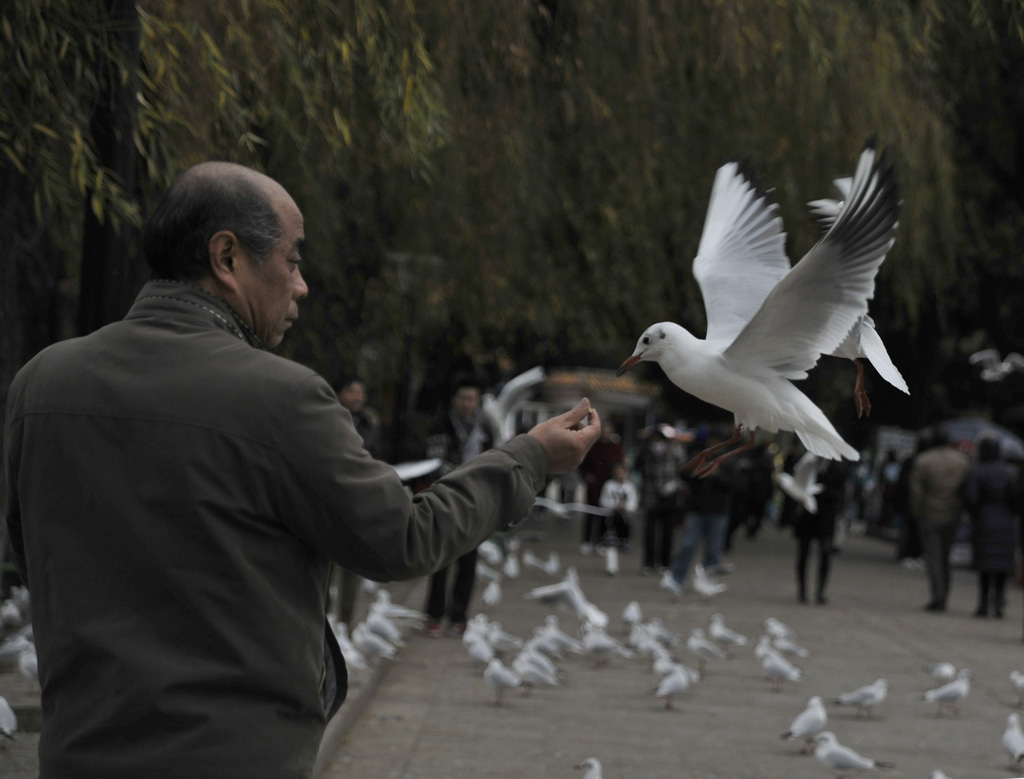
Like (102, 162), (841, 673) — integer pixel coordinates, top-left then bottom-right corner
(4, 280), (546, 778)
(909, 444), (971, 526)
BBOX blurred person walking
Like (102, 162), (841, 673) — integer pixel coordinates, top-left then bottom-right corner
(910, 427), (971, 613)
(793, 459), (846, 604)
(895, 433), (929, 569)
(422, 374), (493, 636)
(598, 461), (637, 551)
(578, 420), (623, 553)
(661, 445), (733, 595)
(964, 435), (1023, 618)
(636, 427), (685, 574)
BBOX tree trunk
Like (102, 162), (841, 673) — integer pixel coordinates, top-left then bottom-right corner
(77, 0), (145, 335)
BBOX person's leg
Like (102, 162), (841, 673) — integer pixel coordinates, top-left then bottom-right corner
(659, 512), (676, 569)
(919, 523), (944, 609)
(994, 572), (1007, 618)
(581, 515), (597, 549)
(702, 513), (728, 569)
(643, 509), (659, 571)
(975, 572), (990, 617)
(669, 514), (703, 586)
(795, 535), (811, 603)
(937, 522), (957, 607)
(424, 566), (449, 632)
(448, 547), (479, 627)
(816, 536), (831, 604)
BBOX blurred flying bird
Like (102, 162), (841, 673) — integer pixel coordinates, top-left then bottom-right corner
(969, 348), (1024, 382)
(481, 366), (546, 444)
(777, 451), (824, 514)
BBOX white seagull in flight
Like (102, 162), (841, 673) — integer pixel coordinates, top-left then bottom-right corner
(809, 176), (909, 416)
(618, 142), (900, 476)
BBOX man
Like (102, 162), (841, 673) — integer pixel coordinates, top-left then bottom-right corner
(4, 162), (600, 778)
(909, 427), (971, 612)
(335, 375), (382, 459)
(635, 426), (685, 575)
(422, 374), (492, 637)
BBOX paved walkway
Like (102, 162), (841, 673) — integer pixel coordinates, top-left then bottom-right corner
(320, 515), (1024, 779)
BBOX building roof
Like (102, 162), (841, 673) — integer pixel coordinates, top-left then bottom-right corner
(542, 368), (661, 410)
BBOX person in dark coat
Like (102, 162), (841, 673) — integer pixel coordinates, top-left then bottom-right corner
(422, 373), (494, 636)
(635, 427), (685, 574)
(793, 459), (846, 604)
(3, 162), (601, 778)
(964, 435), (1023, 618)
(577, 420), (623, 552)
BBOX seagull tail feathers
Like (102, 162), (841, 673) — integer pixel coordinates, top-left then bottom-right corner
(795, 426), (858, 462)
(858, 321), (909, 394)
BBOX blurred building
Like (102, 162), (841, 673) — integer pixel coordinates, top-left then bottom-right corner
(519, 367), (661, 456)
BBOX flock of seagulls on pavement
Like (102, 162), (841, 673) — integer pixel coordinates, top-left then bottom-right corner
(307, 522), (1024, 777)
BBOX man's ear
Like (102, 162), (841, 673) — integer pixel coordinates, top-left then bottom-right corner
(208, 230), (242, 293)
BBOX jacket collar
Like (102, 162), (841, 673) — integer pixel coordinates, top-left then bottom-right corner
(128, 280), (266, 350)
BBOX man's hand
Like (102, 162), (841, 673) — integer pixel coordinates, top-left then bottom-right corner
(527, 398), (601, 474)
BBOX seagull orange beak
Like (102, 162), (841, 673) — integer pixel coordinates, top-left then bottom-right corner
(617, 355), (641, 377)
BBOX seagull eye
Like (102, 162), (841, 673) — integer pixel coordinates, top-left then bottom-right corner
(642, 336), (650, 345)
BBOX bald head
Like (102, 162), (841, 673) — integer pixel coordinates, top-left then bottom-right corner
(143, 162), (286, 282)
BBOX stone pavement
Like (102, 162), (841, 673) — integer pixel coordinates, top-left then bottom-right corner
(320, 516), (1024, 779)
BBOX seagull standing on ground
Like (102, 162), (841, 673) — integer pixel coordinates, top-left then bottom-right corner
(1011, 670), (1024, 708)
(924, 662), (956, 683)
(780, 695), (827, 753)
(618, 143), (900, 476)
(483, 658), (522, 705)
(813, 731), (894, 775)
(708, 613), (748, 651)
(654, 665), (692, 709)
(622, 600), (643, 628)
(923, 668), (970, 716)
(0, 695), (17, 741)
(686, 628), (728, 674)
(834, 678), (888, 719)
(1003, 713), (1024, 769)
(764, 617), (797, 643)
(574, 757), (603, 778)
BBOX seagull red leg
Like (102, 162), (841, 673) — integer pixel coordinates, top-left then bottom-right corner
(695, 432), (757, 478)
(853, 359), (871, 418)
(682, 427), (743, 472)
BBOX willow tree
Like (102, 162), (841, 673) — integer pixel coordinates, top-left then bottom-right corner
(0, 0), (450, 476)
(380, 0), (1014, 432)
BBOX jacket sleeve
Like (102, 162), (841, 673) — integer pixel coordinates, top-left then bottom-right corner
(272, 375), (546, 582)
